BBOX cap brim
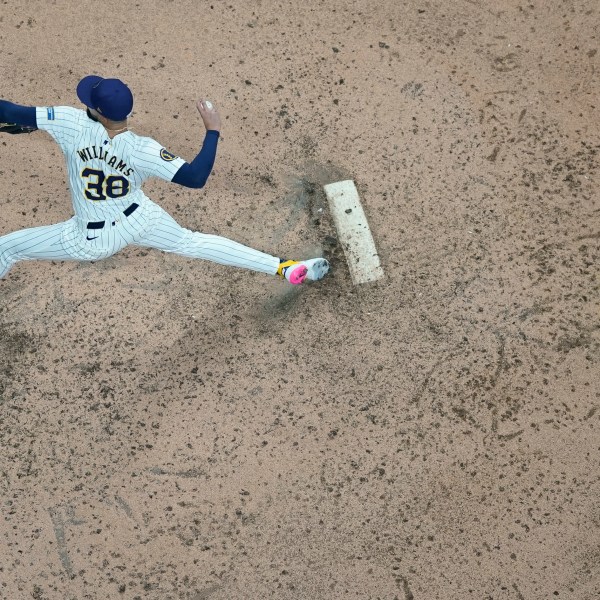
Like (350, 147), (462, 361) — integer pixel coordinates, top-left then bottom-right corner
(76, 75), (103, 109)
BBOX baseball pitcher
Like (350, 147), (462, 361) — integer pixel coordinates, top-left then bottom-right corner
(0, 75), (329, 286)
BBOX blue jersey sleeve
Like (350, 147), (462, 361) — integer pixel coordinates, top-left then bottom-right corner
(0, 100), (37, 127)
(172, 130), (220, 189)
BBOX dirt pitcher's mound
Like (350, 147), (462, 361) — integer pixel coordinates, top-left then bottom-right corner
(1, 1), (599, 599)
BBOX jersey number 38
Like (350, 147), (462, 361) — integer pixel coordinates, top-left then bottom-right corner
(82, 168), (130, 201)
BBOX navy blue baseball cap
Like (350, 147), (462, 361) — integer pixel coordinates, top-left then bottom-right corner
(77, 75), (133, 121)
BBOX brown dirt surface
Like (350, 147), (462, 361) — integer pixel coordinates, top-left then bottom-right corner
(1, 1), (599, 599)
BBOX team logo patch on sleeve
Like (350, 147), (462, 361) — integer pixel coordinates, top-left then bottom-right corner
(47, 107), (55, 120)
(160, 148), (177, 162)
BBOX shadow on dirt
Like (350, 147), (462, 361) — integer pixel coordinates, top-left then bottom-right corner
(0, 323), (36, 400)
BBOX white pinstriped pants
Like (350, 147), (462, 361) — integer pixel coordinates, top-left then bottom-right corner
(0, 199), (280, 279)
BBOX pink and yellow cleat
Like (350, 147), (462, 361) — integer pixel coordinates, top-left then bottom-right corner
(278, 258), (330, 285)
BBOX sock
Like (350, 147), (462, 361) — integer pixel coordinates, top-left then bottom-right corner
(277, 259), (298, 278)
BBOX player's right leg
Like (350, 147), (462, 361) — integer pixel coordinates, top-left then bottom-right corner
(133, 201), (329, 284)
(0, 223), (79, 278)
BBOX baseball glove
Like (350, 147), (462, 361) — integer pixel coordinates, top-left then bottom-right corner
(0, 122), (38, 134)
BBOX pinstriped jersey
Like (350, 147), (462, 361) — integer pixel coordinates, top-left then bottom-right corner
(35, 106), (185, 223)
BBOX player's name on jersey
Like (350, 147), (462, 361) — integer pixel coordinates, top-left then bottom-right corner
(77, 146), (134, 176)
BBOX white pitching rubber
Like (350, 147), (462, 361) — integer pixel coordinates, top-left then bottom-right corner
(324, 180), (384, 285)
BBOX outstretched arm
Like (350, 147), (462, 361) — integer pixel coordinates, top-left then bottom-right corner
(0, 100), (38, 129)
(172, 99), (221, 189)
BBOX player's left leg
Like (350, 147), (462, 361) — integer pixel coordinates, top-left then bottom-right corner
(133, 202), (329, 284)
(0, 222), (81, 278)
